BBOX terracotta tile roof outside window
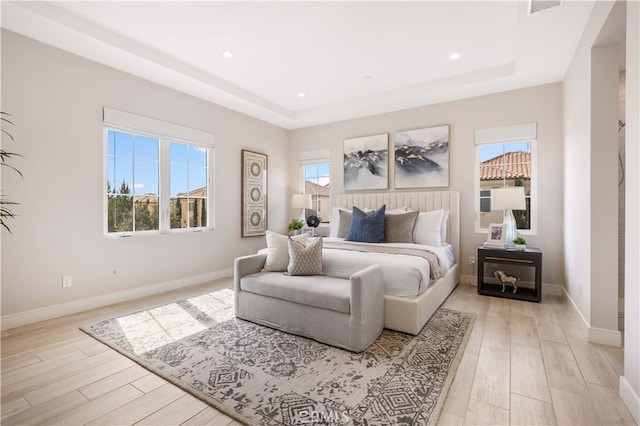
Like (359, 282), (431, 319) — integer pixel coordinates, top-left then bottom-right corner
(135, 187), (207, 202)
(175, 187), (207, 198)
(305, 181), (331, 196)
(480, 151), (530, 180)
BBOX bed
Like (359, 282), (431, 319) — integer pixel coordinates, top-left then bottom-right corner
(326, 190), (460, 335)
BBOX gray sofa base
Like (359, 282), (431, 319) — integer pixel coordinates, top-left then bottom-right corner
(234, 254), (384, 353)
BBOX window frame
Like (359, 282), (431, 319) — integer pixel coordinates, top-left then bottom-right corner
(474, 124), (538, 236)
(298, 149), (331, 224)
(167, 140), (212, 231)
(105, 128), (161, 235)
(103, 108), (215, 237)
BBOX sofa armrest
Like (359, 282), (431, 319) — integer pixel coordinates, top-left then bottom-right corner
(348, 265), (385, 351)
(234, 253), (267, 289)
(349, 264), (384, 314)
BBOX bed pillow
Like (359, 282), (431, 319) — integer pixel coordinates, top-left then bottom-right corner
(330, 207), (355, 238)
(345, 205), (386, 243)
(441, 210), (450, 244)
(386, 206), (409, 214)
(329, 207), (341, 237)
(385, 210), (419, 243)
(287, 237), (323, 276)
(332, 205), (394, 238)
(412, 209), (443, 246)
(263, 231), (309, 272)
(337, 209), (352, 238)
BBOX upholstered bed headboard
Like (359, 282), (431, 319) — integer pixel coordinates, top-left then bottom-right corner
(335, 191), (460, 263)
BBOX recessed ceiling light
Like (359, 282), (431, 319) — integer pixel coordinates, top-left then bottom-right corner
(222, 51), (233, 58)
(449, 52), (461, 60)
(297, 93), (306, 98)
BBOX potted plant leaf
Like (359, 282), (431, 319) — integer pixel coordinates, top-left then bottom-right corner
(513, 235), (527, 251)
(287, 218), (305, 235)
(1, 112), (22, 233)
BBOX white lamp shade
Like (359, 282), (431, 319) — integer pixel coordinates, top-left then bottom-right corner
(491, 187), (526, 211)
(292, 193), (312, 209)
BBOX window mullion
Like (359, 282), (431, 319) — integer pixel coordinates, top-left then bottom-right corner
(131, 137), (137, 232)
(186, 146), (191, 228)
(159, 139), (171, 232)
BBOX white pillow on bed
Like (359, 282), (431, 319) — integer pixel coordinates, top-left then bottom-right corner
(329, 207), (352, 237)
(412, 209), (443, 246)
(262, 231), (309, 271)
(386, 206), (409, 214)
(441, 210), (450, 244)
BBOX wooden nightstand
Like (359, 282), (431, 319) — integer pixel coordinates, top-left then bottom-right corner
(477, 245), (542, 302)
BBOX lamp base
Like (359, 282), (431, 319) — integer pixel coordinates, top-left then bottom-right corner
(504, 210), (518, 248)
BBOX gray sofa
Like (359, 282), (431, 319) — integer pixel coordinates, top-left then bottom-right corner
(234, 253), (384, 352)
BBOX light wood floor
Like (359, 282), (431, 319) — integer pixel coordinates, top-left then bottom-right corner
(1, 280), (636, 425)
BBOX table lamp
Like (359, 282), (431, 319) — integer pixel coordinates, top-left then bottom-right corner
(491, 187), (525, 247)
(291, 193), (312, 220)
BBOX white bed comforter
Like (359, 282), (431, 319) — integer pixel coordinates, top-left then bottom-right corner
(321, 237), (453, 298)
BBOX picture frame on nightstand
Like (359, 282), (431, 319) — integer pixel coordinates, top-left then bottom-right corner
(484, 222), (505, 248)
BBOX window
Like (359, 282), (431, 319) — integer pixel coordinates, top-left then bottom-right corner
(299, 149), (331, 223)
(475, 123), (537, 234)
(104, 108), (214, 235)
(107, 130), (160, 232)
(170, 143), (208, 229)
(302, 163), (331, 222)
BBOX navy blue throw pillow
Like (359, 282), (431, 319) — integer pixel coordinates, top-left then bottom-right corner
(345, 205), (386, 243)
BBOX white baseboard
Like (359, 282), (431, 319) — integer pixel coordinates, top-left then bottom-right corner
(460, 274), (476, 286)
(588, 326), (622, 347)
(542, 283), (564, 296)
(1, 268), (234, 331)
(561, 286), (622, 348)
(620, 376), (640, 424)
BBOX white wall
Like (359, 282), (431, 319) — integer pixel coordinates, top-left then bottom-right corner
(590, 43), (620, 335)
(618, 71), (625, 310)
(289, 83), (565, 286)
(563, 0), (639, 418)
(622, 1), (640, 421)
(563, 16), (596, 325)
(563, 1), (620, 341)
(0, 30), (288, 326)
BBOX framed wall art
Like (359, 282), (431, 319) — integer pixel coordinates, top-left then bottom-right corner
(343, 133), (388, 191)
(241, 149), (267, 237)
(394, 125), (449, 188)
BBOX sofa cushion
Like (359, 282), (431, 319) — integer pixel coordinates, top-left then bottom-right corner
(240, 272), (351, 314)
(287, 237), (323, 276)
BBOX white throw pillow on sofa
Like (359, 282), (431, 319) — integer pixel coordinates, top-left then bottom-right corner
(262, 231), (309, 272)
(412, 209), (443, 247)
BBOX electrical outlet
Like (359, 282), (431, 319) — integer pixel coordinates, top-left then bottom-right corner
(469, 256), (476, 266)
(62, 275), (72, 288)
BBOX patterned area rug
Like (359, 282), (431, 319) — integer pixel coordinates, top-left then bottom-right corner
(81, 288), (474, 425)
